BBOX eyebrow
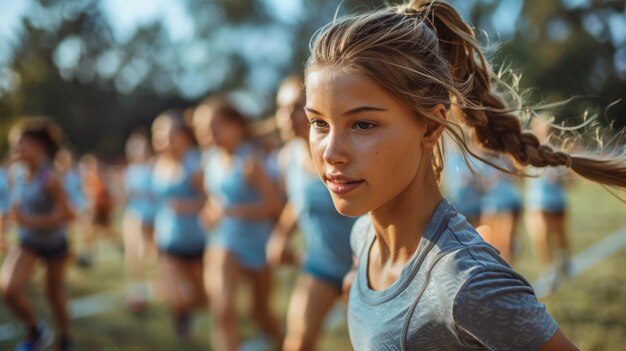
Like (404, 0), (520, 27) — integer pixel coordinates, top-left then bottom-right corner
(304, 106), (387, 116)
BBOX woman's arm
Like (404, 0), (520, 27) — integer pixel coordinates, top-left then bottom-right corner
(538, 328), (579, 351)
(266, 201), (298, 266)
(227, 157), (283, 220)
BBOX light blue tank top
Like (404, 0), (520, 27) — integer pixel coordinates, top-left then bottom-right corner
(152, 150), (206, 254)
(285, 140), (355, 273)
(526, 167), (566, 212)
(0, 168), (9, 214)
(62, 168), (86, 214)
(205, 143), (273, 268)
(12, 163), (67, 247)
(124, 162), (156, 221)
(478, 157), (522, 214)
(442, 152), (482, 218)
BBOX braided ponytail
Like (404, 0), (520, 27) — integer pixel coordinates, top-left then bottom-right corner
(412, 0), (626, 187)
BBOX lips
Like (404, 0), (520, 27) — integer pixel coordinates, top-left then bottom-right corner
(325, 173), (364, 195)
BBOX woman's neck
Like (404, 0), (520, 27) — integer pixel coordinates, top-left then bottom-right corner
(368, 167), (443, 266)
(221, 140), (244, 156)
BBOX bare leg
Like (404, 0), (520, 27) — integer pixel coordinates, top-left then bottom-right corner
(122, 212), (147, 309)
(43, 257), (70, 340)
(545, 212), (571, 275)
(283, 274), (340, 351)
(0, 247), (39, 334)
(159, 254), (194, 317)
(525, 210), (552, 267)
(207, 249), (240, 351)
(546, 212), (569, 256)
(247, 265), (282, 346)
(182, 256), (208, 310)
(480, 212), (517, 264)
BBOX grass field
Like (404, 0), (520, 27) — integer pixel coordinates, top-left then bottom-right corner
(0, 179), (625, 350)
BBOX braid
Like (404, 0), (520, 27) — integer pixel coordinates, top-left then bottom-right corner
(415, 0), (626, 186)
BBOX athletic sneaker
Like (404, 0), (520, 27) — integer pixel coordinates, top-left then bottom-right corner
(174, 313), (191, 339)
(75, 253), (93, 268)
(15, 323), (52, 351)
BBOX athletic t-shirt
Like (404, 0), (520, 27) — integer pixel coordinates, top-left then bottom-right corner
(348, 199), (557, 351)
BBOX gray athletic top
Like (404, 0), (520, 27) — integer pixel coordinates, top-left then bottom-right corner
(348, 199), (557, 351)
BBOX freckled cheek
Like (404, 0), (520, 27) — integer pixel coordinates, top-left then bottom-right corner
(308, 133), (326, 167)
(365, 135), (418, 184)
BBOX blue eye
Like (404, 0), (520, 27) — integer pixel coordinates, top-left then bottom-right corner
(353, 121), (376, 130)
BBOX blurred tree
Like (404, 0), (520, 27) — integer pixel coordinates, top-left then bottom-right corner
(0, 0), (624, 158)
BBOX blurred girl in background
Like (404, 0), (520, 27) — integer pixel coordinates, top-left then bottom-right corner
(76, 153), (114, 268)
(0, 118), (73, 351)
(525, 118), (572, 289)
(151, 111), (208, 338)
(266, 75), (356, 351)
(441, 144), (483, 226)
(199, 98), (282, 351)
(122, 128), (156, 313)
(0, 161), (9, 252)
(477, 151), (523, 264)
(54, 148), (87, 220)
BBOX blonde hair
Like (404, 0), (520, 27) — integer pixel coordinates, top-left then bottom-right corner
(306, 0), (626, 187)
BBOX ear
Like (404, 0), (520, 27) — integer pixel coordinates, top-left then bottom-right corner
(421, 104), (447, 149)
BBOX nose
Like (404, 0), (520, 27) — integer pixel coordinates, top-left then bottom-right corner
(322, 129), (349, 166)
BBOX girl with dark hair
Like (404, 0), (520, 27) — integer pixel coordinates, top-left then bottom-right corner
(0, 118), (73, 351)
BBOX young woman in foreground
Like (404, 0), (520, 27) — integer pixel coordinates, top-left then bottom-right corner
(304, 1), (626, 349)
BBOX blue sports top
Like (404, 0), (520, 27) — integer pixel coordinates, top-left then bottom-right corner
(284, 140), (355, 275)
(204, 143), (273, 269)
(442, 152), (482, 218)
(478, 157), (522, 214)
(152, 150), (206, 254)
(0, 168), (9, 215)
(12, 163), (67, 247)
(348, 199), (557, 350)
(62, 168), (86, 214)
(124, 162), (156, 220)
(526, 167), (567, 212)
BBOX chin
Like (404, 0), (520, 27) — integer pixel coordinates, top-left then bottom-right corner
(332, 197), (368, 218)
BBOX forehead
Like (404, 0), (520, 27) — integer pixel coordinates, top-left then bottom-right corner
(305, 67), (401, 110)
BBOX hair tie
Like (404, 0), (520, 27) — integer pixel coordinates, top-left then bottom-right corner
(404, 7), (419, 15)
(565, 154), (572, 168)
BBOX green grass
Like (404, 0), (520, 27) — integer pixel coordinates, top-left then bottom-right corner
(1, 180), (625, 350)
